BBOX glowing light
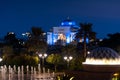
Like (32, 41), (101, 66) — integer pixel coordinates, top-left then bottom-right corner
(69, 56), (73, 60)
(64, 56), (67, 60)
(58, 34), (66, 41)
(0, 58), (2, 62)
(113, 73), (119, 76)
(68, 22), (72, 25)
(112, 73), (119, 80)
(44, 54), (47, 57)
(8, 32), (14, 35)
(61, 21), (76, 26)
(64, 56), (73, 61)
(83, 58), (120, 65)
(87, 51), (90, 54)
(39, 53), (47, 59)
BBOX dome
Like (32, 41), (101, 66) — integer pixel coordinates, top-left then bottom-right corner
(87, 47), (119, 59)
(60, 18), (76, 26)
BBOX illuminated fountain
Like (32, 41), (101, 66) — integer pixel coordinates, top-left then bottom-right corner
(0, 64), (56, 80)
(82, 47), (120, 80)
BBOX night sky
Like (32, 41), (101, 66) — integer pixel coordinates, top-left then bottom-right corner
(0, 0), (120, 39)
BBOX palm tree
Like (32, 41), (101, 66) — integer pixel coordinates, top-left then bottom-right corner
(75, 23), (96, 58)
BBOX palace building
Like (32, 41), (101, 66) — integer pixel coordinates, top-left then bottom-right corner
(47, 18), (79, 45)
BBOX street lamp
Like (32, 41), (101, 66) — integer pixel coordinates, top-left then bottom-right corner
(39, 53), (47, 66)
(64, 56), (73, 69)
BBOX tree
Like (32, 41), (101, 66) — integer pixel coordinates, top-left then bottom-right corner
(61, 44), (78, 70)
(3, 54), (39, 66)
(2, 46), (14, 64)
(75, 23), (96, 58)
(99, 33), (120, 53)
(61, 44), (76, 56)
(47, 45), (62, 54)
(25, 27), (47, 55)
(4, 32), (19, 46)
(46, 54), (63, 72)
(31, 27), (44, 37)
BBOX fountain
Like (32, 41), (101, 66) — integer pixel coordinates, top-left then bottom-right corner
(0, 64), (56, 80)
(82, 47), (120, 80)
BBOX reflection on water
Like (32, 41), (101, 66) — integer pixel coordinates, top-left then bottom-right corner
(0, 73), (55, 80)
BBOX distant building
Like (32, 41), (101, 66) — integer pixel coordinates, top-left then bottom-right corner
(47, 18), (79, 45)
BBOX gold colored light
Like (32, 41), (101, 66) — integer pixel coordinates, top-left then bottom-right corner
(83, 58), (120, 65)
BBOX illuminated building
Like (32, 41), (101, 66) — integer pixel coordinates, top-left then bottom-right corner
(47, 18), (79, 45)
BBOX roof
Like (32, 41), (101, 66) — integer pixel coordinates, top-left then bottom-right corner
(60, 18), (77, 27)
(87, 47), (119, 59)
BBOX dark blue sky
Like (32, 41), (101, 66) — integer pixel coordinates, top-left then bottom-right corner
(0, 0), (120, 38)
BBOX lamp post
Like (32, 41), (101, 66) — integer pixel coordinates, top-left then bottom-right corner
(64, 56), (73, 69)
(39, 53), (47, 67)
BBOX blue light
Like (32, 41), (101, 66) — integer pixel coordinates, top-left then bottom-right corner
(61, 21), (76, 26)
(86, 38), (89, 43)
(68, 22), (72, 25)
(61, 22), (64, 25)
(66, 34), (70, 43)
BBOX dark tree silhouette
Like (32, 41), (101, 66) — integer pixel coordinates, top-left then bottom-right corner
(75, 23), (96, 58)
(25, 27), (47, 55)
(31, 27), (44, 37)
(4, 32), (17, 45)
(99, 33), (120, 53)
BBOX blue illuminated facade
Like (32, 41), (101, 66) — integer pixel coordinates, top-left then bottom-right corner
(47, 18), (79, 45)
